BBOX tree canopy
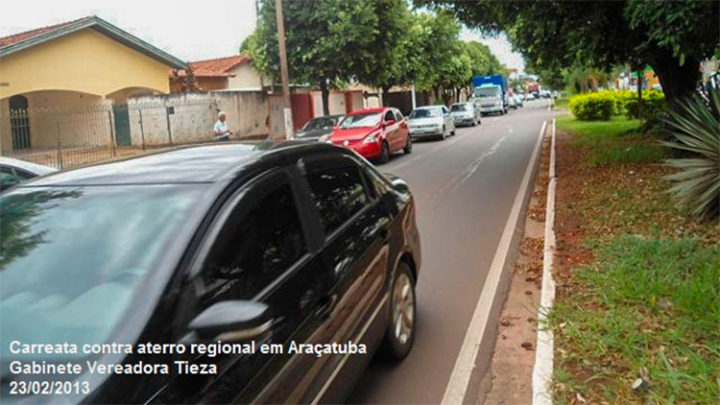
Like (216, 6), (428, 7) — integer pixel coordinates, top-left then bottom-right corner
(420, 0), (719, 105)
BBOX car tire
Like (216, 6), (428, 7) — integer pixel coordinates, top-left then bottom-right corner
(403, 136), (412, 154)
(451, 127), (456, 136)
(440, 126), (447, 140)
(380, 262), (416, 360)
(378, 141), (391, 164)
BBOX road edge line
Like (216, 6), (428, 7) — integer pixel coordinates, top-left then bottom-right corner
(532, 118), (557, 405)
(441, 120), (547, 405)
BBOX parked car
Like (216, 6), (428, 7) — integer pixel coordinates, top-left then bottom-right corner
(508, 95), (518, 110)
(513, 94), (524, 108)
(0, 142), (421, 404)
(450, 102), (481, 127)
(525, 92), (537, 101)
(327, 107), (411, 163)
(540, 90), (552, 99)
(0, 156), (57, 191)
(407, 105), (455, 140)
(295, 114), (344, 141)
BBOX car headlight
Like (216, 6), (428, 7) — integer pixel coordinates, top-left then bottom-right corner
(363, 134), (378, 144)
(318, 134), (331, 143)
(495, 101), (501, 106)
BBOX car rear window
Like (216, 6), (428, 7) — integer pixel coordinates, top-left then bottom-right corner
(304, 160), (371, 234)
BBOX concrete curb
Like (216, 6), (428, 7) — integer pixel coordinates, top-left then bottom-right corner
(532, 118), (557, 405)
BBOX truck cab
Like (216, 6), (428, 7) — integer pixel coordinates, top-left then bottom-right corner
(472, 74), (509, 116)
(474, 84), (507, 115)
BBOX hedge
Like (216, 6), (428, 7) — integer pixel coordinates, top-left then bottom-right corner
(569, 90), (667, 121)
(569, 92), (616, 121)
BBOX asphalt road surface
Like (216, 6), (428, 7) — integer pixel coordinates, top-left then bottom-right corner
(349, 99), (555, 404)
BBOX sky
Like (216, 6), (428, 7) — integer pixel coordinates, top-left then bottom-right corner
(0, 0), (524, 70)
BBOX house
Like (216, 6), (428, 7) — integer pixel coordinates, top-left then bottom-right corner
(0, 16), (186, 153)
(170, 54), (268, 92)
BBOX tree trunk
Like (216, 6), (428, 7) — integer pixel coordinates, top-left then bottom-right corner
(382, 86), (391, 107)
(319, 80), (330, 116)
(649, 51), (700, 110)
(636, 70), (643, 119)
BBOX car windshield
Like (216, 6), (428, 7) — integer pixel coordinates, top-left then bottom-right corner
(475, 86), (501, 98)
(409, 108), (442, 119)
(0, 185), (205, 361)
(303, 116), (340, 132)
(451, 104), (469, 112)
(339, 113), (381, 129)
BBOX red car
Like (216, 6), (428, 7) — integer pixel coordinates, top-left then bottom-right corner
(328, 107), (411, 163)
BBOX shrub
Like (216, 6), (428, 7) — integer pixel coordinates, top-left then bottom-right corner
(569, 92), (616, 121)
(621, 89), (667, 119)
(662, 87), (720, 219)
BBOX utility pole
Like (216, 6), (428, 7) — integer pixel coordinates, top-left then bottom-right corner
(275, 0), (294, 139)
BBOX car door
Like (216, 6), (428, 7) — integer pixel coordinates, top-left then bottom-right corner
(442, 106), (453, 131)
(298, 154), (393, 402)
(157, 169), (335, 404)
(383, 109), (400, 151)
(394, 109), (409, 146)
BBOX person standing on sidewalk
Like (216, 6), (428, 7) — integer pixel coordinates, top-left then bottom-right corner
(213, 111), (232, 141)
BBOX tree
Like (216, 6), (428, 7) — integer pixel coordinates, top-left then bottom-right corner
(412, 11), (464, 100)
(354, 0), (414, 105)
(245, 0), (379, 114)
(419, 0), (719, 108)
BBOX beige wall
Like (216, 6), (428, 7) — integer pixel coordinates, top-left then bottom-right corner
(0, 91), (111, 152)
(0, 29), (175, 99)
(227, 63), (267, 90)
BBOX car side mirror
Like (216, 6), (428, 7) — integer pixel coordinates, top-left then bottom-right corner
(385, 119), (395, 127)
(188, 301), (271, 341)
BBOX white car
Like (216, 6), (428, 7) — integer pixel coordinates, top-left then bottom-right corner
(0, 157), (57, 191)
(407, 105), (455, 140)
(450, 102), (481, 126)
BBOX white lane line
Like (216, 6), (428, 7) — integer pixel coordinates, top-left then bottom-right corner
(441, 120), (547, 405)
(532, 118), (557, 405)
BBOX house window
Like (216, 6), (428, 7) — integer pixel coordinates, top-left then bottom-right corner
(9, 95), (31, 150)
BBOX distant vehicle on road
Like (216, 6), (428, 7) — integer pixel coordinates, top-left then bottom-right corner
(513, 94), (524, 107)
(328, 107), (411, 163)
(0, 142), (421, 404)
(508, 95), (518, 110)
(540, 90), (552, 99)
(0, 156), (56, 191)
(472, 74), (509, 115)
(296, 114), (344, 141)
(408, 105), (455, 140)
(450, 102), (481, 126)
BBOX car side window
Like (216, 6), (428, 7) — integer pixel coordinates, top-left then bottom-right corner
(201, 181), (307, 299)
(304, 160), (371, 235)
(384, 110), (395, 122)
(394, 110), (404, 122)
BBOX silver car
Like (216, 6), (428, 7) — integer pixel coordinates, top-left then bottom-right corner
(450, 102), (481, 126)
(0, 157), (57, 191)
(407, 105), (455, 140)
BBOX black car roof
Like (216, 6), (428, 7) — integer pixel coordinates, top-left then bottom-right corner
(24, 141), (345, 187)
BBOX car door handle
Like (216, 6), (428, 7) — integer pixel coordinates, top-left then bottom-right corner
(316, 294), (337, 319)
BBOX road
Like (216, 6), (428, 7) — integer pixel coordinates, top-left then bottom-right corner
(349, 99), (555, 404)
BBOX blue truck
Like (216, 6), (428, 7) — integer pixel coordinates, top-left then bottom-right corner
(472, 74), (509, 115)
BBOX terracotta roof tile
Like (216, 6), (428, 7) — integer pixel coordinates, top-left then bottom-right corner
(0, 18), (86, 49)
(178, 55), (250, 77)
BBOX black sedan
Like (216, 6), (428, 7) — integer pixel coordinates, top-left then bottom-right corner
(295, 115), (344, 141)
(0, 141), (421, 404)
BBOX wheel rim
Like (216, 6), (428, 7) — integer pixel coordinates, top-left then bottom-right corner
(392, 273), (414, 345)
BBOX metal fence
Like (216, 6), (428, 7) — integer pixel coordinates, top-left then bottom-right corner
(1, 98), (261, 170)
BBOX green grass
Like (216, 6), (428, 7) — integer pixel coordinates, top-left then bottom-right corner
(553, 97), (570, 110)
(556, 115), (665, 166)
(549, 236), (720, 404)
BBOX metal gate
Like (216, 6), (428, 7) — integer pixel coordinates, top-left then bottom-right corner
(112, 104), (131, 146)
